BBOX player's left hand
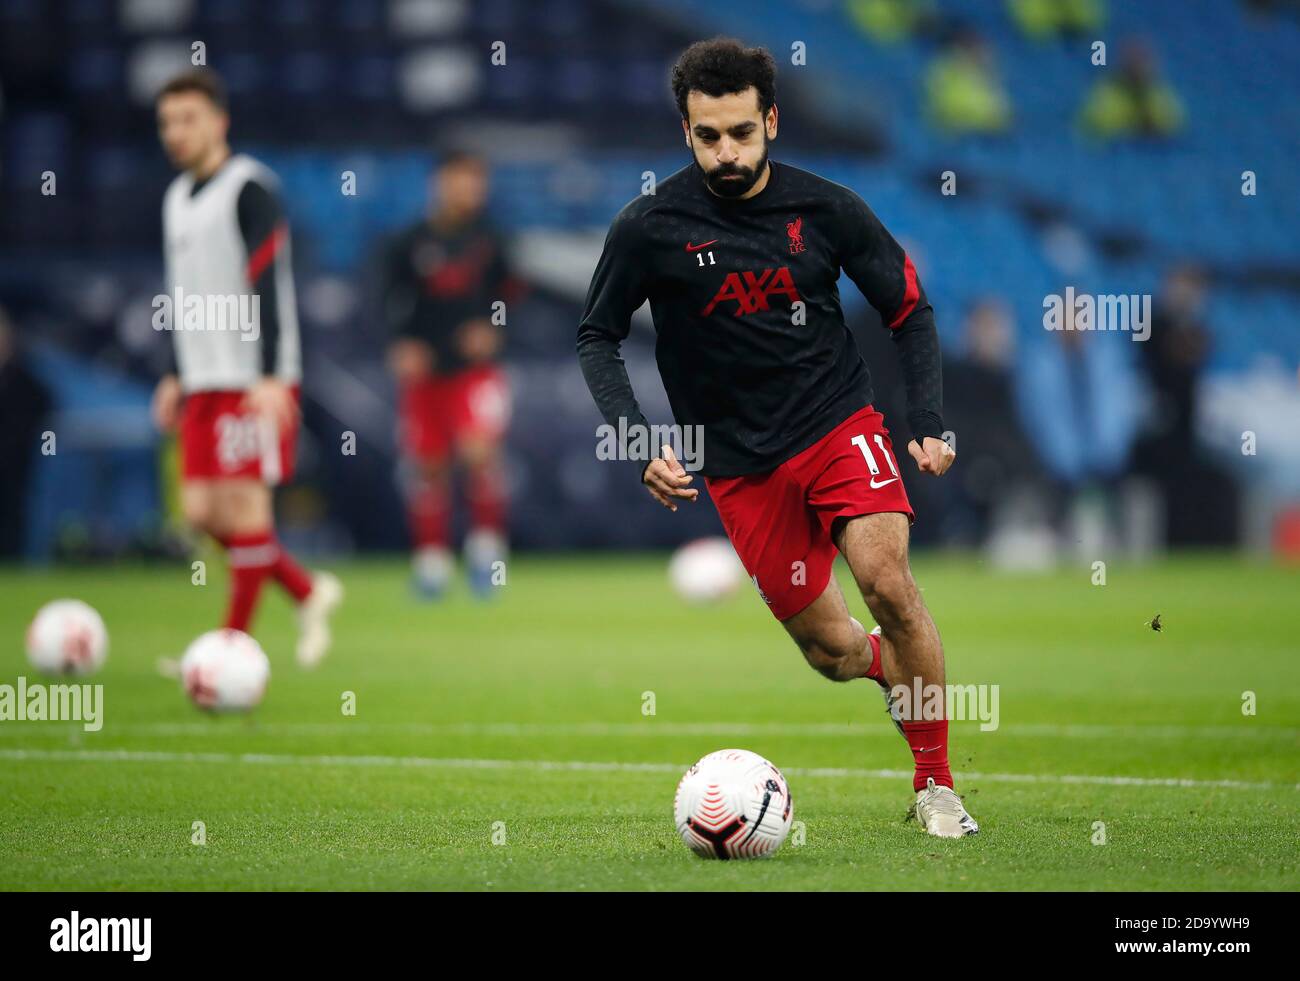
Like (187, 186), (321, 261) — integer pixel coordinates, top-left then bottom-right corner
(908, 436), (955, 476)
(243, 377), (299, 433)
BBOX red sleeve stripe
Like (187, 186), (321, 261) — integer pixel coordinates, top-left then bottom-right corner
(888, 254), (920, 330)
(246, 223), (287, 284)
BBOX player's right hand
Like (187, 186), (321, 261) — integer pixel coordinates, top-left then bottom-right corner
(151, 374), (182, 432)
(643, 444), (699, 512)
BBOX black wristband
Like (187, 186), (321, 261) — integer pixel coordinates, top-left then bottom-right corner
(906, 410), (945, 448)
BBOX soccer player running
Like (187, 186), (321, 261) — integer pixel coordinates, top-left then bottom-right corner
(151, 69), (342, 667)
(578, 40), (977, 837)
(380, 151), (514, 597)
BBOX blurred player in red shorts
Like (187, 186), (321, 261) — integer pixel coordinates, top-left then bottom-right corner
(150, 69), (342, 666)
(380, 151), (518, 597)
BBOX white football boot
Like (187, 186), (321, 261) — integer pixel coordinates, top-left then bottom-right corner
(914, 777), (980, 838)
(296, 571), (344, 668)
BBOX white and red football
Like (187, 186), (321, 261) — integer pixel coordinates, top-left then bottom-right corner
(668, 537), (744, 603)
(180, 628), (270, 712)
(25, 599), (109, 676)
(674, 748), (794, 859)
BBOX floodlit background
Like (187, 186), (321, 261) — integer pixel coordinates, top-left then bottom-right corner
(1, 0), (1299, 564)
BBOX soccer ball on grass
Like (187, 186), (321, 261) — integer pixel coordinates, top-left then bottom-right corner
(180, 629), (270, 711)
(674, 749), (793, 859)
(25, 599), (109, 676)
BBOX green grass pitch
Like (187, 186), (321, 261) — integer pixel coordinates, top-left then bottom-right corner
(1, 554), (1297, 891)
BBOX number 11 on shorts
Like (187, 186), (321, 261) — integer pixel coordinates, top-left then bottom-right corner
(851, 433), (899, 488)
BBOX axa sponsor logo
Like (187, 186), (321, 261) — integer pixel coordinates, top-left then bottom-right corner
(701, 266), (802, 317)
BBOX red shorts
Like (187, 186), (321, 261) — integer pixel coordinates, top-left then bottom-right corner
(179, 387), (301, 485)
(399, 365), (510, 461)
(705, 405), (913, 621)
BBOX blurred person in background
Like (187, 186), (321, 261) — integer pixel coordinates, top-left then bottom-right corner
(380, 151), (516, 598)
(1017, 306), (1141, 558)
(150, 68), (342, 666)
(1130, 265), (1240, 545)
(1080, 38), (1185, 141)
(0, 307), (52, 558)
(845, 0), (939, 44)
(924, 27), (1013, 135)
(941, 298), (1048, 545)
(1008, 0), (1105, 41)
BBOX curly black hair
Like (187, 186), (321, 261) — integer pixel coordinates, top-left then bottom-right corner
(670, 38), (777, 120)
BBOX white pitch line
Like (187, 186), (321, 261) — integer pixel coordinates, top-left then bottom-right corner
(0, 748), (1293, 791)
(7, 721), (1293, 740)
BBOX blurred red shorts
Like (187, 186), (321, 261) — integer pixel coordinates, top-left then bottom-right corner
(179, 386), (301, 485)
(399, 364), (510, 461)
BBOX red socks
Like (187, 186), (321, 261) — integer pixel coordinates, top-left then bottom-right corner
(272, 547), (314, 602)
(862, 627), (954, 792)
(407, 472), (451, 550)
(467, 462), (507, 532)
(405, 463), (506, 551)
(862, 627), (887, 687)
(221, 532), (277, 632)
(901, 718), (953, 792)
(220, 531), (313, 632)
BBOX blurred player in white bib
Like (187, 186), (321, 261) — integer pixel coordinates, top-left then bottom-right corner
(150, 68), (341, 667)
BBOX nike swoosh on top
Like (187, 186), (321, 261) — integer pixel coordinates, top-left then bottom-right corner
(869, 477), (899, 489)
(685, 240), (718, 252)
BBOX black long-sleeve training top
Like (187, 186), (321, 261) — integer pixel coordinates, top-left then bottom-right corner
(380, 217), (514, 375)
(576, 160), (944, 478)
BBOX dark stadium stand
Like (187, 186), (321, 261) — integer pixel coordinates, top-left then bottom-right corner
(1, 0), (1297, 557)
